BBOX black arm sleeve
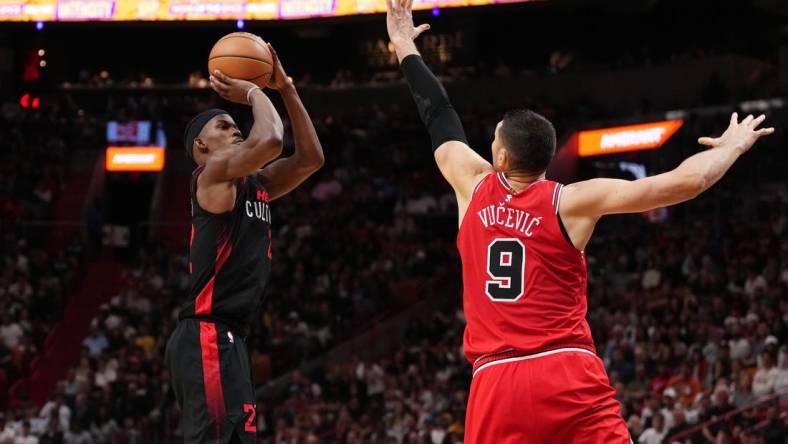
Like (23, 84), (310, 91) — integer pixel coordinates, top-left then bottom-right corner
(400, 54), (468, 151)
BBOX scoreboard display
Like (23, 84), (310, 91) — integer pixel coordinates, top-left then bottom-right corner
(0, 0), (537, 21)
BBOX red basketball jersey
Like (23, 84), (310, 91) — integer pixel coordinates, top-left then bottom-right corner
(457, 172), (595, 364)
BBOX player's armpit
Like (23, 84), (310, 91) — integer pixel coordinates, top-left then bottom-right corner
(434, 140), (493, 201)
(560, 172), (704, 219)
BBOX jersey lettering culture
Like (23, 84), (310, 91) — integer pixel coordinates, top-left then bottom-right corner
(179, 165), (272, 333)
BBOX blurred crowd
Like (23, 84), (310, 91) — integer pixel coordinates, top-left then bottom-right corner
(0, 101), (86, 403)
(0, 75), (786, 444)
(58, 38), (739, 91)
(586, 190), (788, 444)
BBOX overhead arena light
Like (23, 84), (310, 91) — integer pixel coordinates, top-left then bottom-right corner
(105, 146), (165, 172)
(577, 120), (684, 157)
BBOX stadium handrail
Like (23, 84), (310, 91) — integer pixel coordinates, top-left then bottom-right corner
(666, 387), (788, 443)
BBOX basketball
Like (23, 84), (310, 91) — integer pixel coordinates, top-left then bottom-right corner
(208, 32), (273, 87)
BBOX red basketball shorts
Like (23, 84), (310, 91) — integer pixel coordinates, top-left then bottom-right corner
(465, 348), (631, 444)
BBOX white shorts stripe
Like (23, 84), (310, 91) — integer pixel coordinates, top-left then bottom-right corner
(473, 347), (597, 377)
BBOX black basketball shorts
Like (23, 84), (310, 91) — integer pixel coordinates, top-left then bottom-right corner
(166, 319), (257, 444)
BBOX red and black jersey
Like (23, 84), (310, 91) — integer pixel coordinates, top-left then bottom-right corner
(178, 165), (272, 333)
(457, 172), (596, 364)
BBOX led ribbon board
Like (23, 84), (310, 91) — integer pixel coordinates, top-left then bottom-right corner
(577, 120), (684, 157)
(106, 146), (165, 172)
(0, 0), (540, 21)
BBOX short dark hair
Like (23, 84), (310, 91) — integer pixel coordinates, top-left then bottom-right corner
(499, 109), (556, 174)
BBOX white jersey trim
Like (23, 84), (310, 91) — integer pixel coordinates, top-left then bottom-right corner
(498, 172), (546, 194)
(497, 172), (510, 190)
(473, 347), (597, 377)
(555, 184), (564, 215)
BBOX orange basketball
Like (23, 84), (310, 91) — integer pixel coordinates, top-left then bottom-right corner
(208, 32), (273, 88)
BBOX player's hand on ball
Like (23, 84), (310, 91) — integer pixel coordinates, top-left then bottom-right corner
(210, 70), (260, 105)
(698, 113), (775, 154)
(266, 44), (293, 92)
(386, 0), (430, 45)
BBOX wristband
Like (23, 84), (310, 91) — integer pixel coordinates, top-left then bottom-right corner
(246, 87), (262, 105)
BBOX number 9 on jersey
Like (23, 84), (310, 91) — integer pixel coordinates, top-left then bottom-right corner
(485, 238), (526, 302)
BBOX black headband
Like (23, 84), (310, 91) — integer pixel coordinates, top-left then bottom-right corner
(183, 108), (229, 160)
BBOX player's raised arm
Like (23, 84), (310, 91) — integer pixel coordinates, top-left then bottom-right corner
(386, 0), (493, 213)
(204, 70), (284, 182)
(559, 113), (774, 249)
(258, 44), (325, 201)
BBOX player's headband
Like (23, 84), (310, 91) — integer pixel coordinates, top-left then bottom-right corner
(183, 108), (229, 161)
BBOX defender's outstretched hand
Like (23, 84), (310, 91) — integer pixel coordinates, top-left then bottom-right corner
(698, 112), (774, 154)
(386, 0), (430, 61)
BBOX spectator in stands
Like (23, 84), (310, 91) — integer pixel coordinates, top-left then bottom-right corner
(667, 364), (702, 411)
(730, 371), (755, 407)
(776, 346), (788, 395)
(659, 389), (678, 430)
(38, 417), (63, 444)
(62, 421), (91, 444)
(14, 421), (37, 444)
(743, 268), (767, 297)
(0, 313), (24, 351)
(638, 412), (667, 444)
(752, 352), (779, 398)
(625, 364), (648, 400)
(0, 413), (15, 444)
(664, 409), (692, 443)
(701, 387), (735, 443)
(39, 394), (70, 433)
(80, 325), (108, 359)
(627, 415), (644, 440)
(8, 275), (33, 304)
(727, 320), (751, 361)
(648, 364), (673, 403)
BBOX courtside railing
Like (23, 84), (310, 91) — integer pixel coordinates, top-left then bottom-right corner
(667, 387), (788, 443)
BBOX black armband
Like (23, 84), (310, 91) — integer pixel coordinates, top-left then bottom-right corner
(400, 54), (468, 150)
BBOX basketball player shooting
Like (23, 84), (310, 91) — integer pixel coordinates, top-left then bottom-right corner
(385, 0), (774, 442)
(165, 44), (324, 444)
